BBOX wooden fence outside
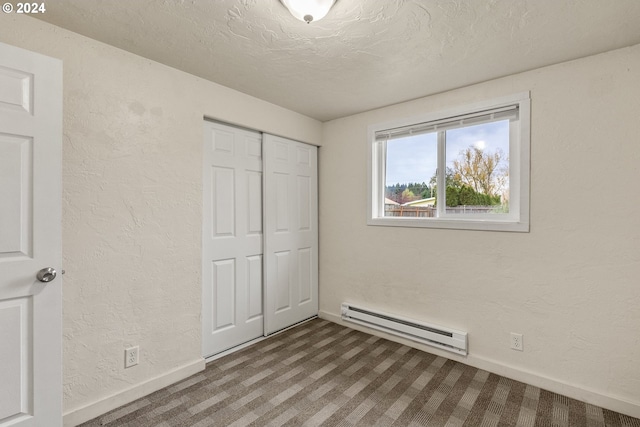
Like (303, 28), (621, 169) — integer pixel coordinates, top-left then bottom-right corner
(385, 205), (499, 217)
(385, 205), (436, 217)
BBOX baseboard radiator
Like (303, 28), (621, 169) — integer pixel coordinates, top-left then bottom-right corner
(341, 303), (468, 356)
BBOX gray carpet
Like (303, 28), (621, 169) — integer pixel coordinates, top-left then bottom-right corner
(80, 319), (640, 426)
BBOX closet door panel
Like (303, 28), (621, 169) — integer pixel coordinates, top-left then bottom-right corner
(203, 121), (264, 357)
(264, 135), (318, 334)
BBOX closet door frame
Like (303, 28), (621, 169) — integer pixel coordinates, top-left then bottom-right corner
(202, 120), (319, 357)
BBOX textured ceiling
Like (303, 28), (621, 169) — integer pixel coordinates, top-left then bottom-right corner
(35, 0), (640, 121)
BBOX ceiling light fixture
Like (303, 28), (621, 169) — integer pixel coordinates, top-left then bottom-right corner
(281, 0), (336, 24)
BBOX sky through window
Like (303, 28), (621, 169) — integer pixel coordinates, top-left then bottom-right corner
(385, 120), (509, 186)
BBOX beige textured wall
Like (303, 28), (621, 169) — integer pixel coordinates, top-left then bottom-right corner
(0, 15), (321, 415)
(319, 45), (640, 415)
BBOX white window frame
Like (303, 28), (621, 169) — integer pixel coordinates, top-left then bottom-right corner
(367, 92), (530, 232)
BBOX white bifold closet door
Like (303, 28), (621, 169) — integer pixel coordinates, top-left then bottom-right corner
(202, 122), (318, 357)
(263, 134), (318, 335)
(202, 122), (264, 357)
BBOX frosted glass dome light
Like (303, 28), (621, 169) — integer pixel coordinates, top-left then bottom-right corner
(281, 0), (337, 23)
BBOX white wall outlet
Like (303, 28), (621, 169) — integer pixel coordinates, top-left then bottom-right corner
(510, 333), (523, 351)
(125, 346), (139, 368)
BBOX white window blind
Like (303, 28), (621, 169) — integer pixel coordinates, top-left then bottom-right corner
(374, 105), (519, 142)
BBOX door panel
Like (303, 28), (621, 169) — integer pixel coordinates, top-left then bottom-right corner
(211, 259), (235, 330)
(274, 251), (291, 312)
(298, 248), (312, 303)
(0, 134), (32, 256)
(0, 64), (33, 114)
(0, 298), (31, 421)
(275, 173), (289, 231)
(202, 121), (263, 357)
(246, 172), (262, 234)
(297, 176), (311, 230)
(0, 42), (62, 427)
(246, 255), (263, 319)
(212, 166), (235, 237)
(264, 135), (318, 334)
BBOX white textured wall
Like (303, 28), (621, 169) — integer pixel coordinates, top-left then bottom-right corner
(319, 45), (640, 416)
(0, 15), (321, 418)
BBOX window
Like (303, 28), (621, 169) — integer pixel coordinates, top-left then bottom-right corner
(368, 93), (530, 232)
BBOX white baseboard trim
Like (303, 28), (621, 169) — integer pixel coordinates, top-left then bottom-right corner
(63, 358), (206, 427)
(319, 310), (640, 419)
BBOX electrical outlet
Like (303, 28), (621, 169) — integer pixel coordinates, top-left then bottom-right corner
(510, 333), (523, 351)
(125, 346), (139, 368)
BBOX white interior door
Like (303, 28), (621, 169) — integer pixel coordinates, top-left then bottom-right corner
(264, 135), (318, 335)
(202, 121), (264, 357)
(0, 42), (62, 426)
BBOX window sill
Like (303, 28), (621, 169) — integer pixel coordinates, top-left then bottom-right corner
(367, 217), (529, 232)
